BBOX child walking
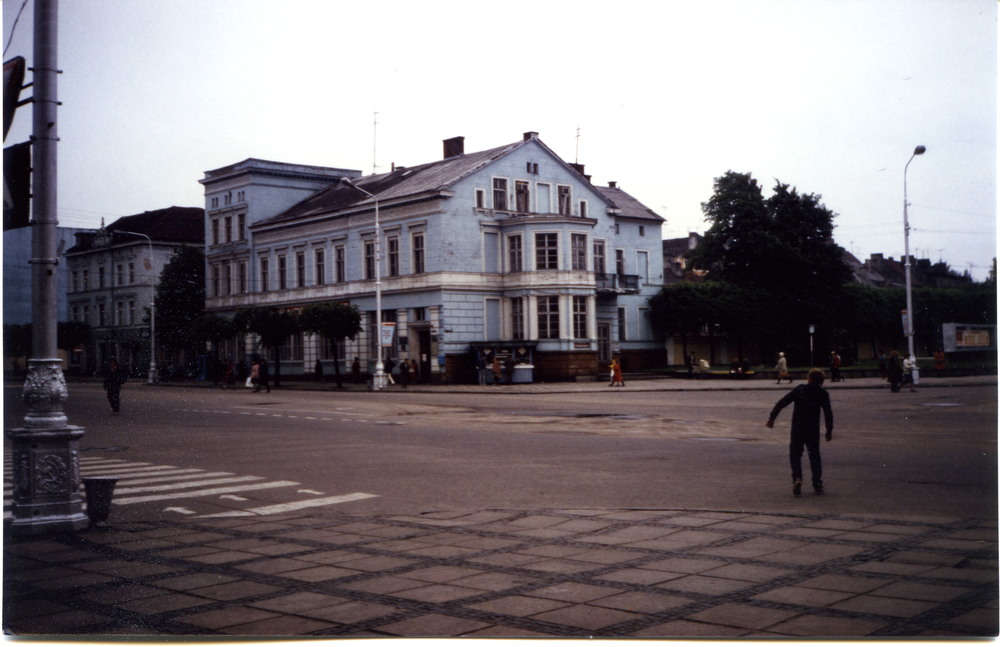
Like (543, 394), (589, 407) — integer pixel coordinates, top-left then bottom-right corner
(766, 368), (834, 496)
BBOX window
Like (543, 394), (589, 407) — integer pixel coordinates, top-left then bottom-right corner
(413, 306), (427, 321)
(475, 189), (485, 209)
(72, 271), (78, 292)
(116, 301), (124, 326)
(98, 266), (105, 289)
(128, 262), (135, 284)
(511, 297), (524, 340)
(388, 237), (399, 277)
(320, 334), (345, 361)
(239, 262), (247, 294)
(224, 216), (232, 243)
(508, 235), (523, 272)
(535, 233), (558, 270)
(573, 296), (588, 339)
(579, 200), (588, 218)
(616, 249), (625, 275)
(116, 263), (123, 286)
(278, 255), (287, 289)
(72, 306), (79, 322)
(211, 197), (219, 209)
(571, 234), (587, 270)
(98, 303), (106, 326)
(315, 249), (325, 285)
(515, 181), (529, 213)
(364, 241), (375, 280)
(83, 305), (89, 325)
(413, 233), (425, 274)
(211, 219), (219, 245)
(238, 213), (246, 241)
(526, 162), (538, 174)
(212, 265), (220, 296)
(296, 251), (306, 287)
(280, 333), (304, 362)
(237, 190), (245, 202)
(558, 185), (571, 215)
(224, 261), (232, 296)
(614, 223), (620, 235)
(335, 245), (345, 282)
(260, 258), (269, 292)
(537, 296), (559, 339)
(82, 270), (88, 290)
(639, 225), (645, 236)
(128, 300), (135, 325)
(618, 306), (626, 342)
(593, 241), (606, 274)
(493, 178), (507, 211)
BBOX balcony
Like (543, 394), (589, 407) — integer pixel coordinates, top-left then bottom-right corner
(595, 273), (641, 294)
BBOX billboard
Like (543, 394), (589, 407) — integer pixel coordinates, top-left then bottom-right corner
(942, 323), (996, 353)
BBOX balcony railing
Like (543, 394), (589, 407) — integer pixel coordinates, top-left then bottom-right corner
(596, 273), (641, 293)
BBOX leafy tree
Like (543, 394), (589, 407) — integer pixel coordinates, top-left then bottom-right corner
(57, 320), (91, 351)
(155, 245), (206, 357)
(298, 303), (363, 388)
(233, 306), (299, 387)
(3, 323), (31, 360)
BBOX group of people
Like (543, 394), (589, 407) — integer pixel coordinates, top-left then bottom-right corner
(477, 352), (515, 385)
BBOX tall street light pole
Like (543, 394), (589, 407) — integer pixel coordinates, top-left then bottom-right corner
(903, 145), (926, 383)
(117, 231), (157, 384)
(340, 178), (386, 390)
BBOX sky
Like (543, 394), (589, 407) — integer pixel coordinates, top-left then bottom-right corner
(3, 0), (997, 280)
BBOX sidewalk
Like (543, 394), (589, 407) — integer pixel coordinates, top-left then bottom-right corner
(5, 507), (997, 636)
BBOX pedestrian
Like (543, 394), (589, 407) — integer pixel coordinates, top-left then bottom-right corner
(887, 350), (902, 393)
(315, 359), (324, 383)
(610, 357), (625, 386)
(829, 350), (842, 382)
(352, 357), (361, 384)
(222, 360), (234, 389)
(878, 352), (887, 380)
(258, 358), (271, 393)
(903, 354), (916, 392)
(409, 358), (419, 384)
(492, 354), (501, 385)
(477, 352), (488, 385)
(686, 352), (695, 377)
(399, 358), (410, 388)
(933, 348), (946, 378)
(766, 368), (834, 496)
(505, 354), (515, 384)
(385, 358), (396, 385)
(250, 358), (261, 392)
(103, 360), (127, 414)
(775, 352), (792, 384)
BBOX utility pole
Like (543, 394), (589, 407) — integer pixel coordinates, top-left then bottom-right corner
(7, 0), (89, 535)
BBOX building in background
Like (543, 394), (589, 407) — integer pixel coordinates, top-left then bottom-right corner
(202, 132), (665, 382)
(63, 207), (203, 376)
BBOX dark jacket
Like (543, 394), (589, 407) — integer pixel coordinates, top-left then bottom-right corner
(769, 383), (833, 440)
(103, 368), (127, 390)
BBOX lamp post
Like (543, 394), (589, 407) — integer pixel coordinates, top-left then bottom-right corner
(808, 324), (815, 367)
(117, 231), (157, 384)
(903, 145), (926, 384)
(339, 178), (386, 390)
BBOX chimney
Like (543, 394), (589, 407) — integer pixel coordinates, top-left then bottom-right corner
(443, 136), (464, 159)
(569, 162), (585, 176)
(523, 131), (539, 141)
(608, 181), (617, 189)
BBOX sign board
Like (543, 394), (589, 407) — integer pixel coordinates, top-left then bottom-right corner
(3, 57), (26, 141)
(380, 322), (396, 347)
(942, 323), (996, 353)
(3, 141), (31, 231)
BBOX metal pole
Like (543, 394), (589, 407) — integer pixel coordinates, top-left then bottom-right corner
(8, 0), (89, 535)
(903, 146), (925, 384)
(118, 231), (157, 383)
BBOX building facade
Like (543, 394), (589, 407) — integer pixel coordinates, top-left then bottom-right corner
(63, 207), (204, 376)
(202, 133), (665, 382)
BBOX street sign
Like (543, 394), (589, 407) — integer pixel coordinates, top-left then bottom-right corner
(3, 57), (26, 141)
(3, 141), (31, 230)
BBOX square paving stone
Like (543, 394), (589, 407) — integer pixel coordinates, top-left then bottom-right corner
(830, 594), (938, 617)
(176, 605), (278, 630)
(688, 602), (801, 630)
(165, 532), (230, 543)
(468, 595), (571, 617)
(186, 550), (261, 565)
(299, 600), (402, 624)
(467, 553), (545, 568)
(594, 568), (686, 586)
(83, 584), (172, 604)
(588, 526), (679, 545)
(243, 542), (314, 556)
(530, 603), (643, 631)
(868, 581), (971, 602)
(337, 575), (430, 595)
(767, 613), (890, 636)
(628, 618), (749, 637)
(644, 557), (723, 573)
(74, 560), (177, 577)
(189, 580), (282, 601)
(696, 537), (806, 558)
(751, 585), (855, 607)
(660, 515), (727, 527)
(334, 554), (421, 571)
(158, 546), (223, 558)
(548, 519), (617, 533)
(516, 544), (589, 558)
(797, 573), (893, 593)
(590, 590), (693, 614)
(463, 624), (552, 637)
(527, 582), (624, 603)
(31, 572), (117, 590)
(700, 562), (796, 583)
(280, 565), (363, 582)
(377, 612), (492, 637)
(403, 565), (488, 583)
(235, 557), (319, 575)
(885, 551), (961, 567)
(565, 548), (648, 565)
(249, 591), (351, 613)
(118, 592), (211, 614)
(658, 574), (753, 596)
(848, 561), (936, 576)
(767, 543), (866, 565)
(223, 614), (336, 635)
(403, 545), (481, 559)
(521, 558), (599, 575)
(393, 583), (486, 603)
(153, 572), (238, 591)
(13, 566), (94, 583)
(452, 537), (525, 550)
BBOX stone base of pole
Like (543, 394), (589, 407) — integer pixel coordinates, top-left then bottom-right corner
(6, 425), (88, 535)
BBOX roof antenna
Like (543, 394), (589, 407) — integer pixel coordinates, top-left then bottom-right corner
(372, 111), (379, 175)
(575, 125), (581, 164)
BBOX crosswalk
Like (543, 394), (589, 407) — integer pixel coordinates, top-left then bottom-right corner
(3, 453), (377, 519)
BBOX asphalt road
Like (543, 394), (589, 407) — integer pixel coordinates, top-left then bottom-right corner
(4, 381), (996, 523)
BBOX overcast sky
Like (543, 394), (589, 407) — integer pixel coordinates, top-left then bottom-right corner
(4, 0), (996, 279)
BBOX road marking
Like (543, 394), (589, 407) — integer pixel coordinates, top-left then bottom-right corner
(197, 492), (378, 518)
(164, 507), (196, 515)
(114, 481), (300, 505)
(298, 489), (324, 495)
(114, 470), (229, 485)
(220, 495), (248, 501)
(113, 475), (265, 495)
(77, 465), (182, 476)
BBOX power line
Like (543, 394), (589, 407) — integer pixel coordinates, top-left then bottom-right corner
(3, 0), (30, 57)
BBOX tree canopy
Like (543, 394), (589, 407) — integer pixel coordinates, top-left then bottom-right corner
(154, 245), (206, 354)
(298, 302), (363, 388)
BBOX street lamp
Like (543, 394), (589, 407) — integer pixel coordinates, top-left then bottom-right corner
(903, 145), (926, 384)
(339, 178), (386, 390)
(117, 231), (157, 384)
(808, 324), (815, 367)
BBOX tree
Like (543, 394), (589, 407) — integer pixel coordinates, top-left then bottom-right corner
(298, 303), (363, 388)
(155, 245), (206, 357)
(3, 323), (31, 360)
(57, 320), (91, 352)
(234, 306), (299, 387)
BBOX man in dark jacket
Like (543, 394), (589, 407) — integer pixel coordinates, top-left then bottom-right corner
(766, 368), (834, 496)
(103, 360), (128, 414)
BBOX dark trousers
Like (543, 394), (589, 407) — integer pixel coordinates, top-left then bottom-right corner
(106, 387), (121, 413)
(789, 435), (822, 486)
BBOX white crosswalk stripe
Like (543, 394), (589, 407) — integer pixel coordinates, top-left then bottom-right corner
(3, 452), (377, 518)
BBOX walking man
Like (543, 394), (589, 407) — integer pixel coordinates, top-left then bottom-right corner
(103, 360), (127, 414)
(258, 358), (271, 393)
(766, 368), (834, 496)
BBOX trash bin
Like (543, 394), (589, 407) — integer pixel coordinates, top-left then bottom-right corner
(512, 364), (534, 383)
(82, 477), (118, 526)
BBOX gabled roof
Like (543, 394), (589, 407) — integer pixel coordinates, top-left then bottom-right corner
(65, 206), (204, 253)
(596, 185), (664, 222)
(254, 135), (618, 228)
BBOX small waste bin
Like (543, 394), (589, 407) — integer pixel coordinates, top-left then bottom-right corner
(82, 477), (118, 526)
(512, 364), (534, 383)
